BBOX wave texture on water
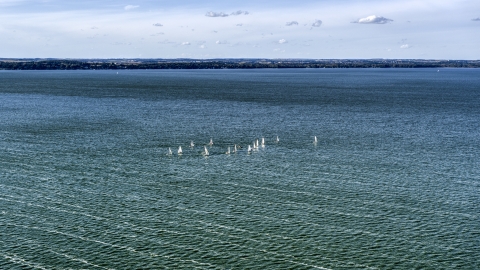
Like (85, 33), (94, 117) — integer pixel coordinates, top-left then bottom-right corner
(1, 69), (479, 269)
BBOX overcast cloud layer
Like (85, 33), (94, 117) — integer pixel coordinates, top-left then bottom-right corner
(0, 0), (478, 59)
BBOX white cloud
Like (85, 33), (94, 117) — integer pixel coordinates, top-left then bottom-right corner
(311, 20), (322, 27)
(352, 15), (393, 24)
(199, 44), (206, 49)
(400, 44), (410, 49)
(472, 18), (480, 21)
(231, 10), (249, 16)
(181, 42), (190, 45)
(278, 39), (288, 44)
(205, 10), (249, 17)
(286, 21), (298, 26)
(205, 11), (228, 17)
(153, 23), (163, 27)
(124, 5), (139, 11)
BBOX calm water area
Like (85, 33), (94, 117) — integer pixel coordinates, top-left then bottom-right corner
(1, 69), (479, 269)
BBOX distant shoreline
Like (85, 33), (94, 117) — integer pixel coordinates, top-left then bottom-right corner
(1, 58), (479, 70)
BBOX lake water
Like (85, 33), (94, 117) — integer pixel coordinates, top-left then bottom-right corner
(1, 69), (479, 269)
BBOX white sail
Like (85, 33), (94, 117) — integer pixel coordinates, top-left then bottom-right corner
(190, 141), (194, 147)
(261, 137), (265, 147)
(203, 146), (209, 156)
(314, 136), (318, 143)
(178, 146), (182, 155)
(276, 136), (279, 143)
(167, 147), (172, 155)
(234, 145), (237, 153)
(256, 139), (259, 148)
(209, 138), (213, 146)
(226, 146), (230, 155)
(248, 145), (252, 152)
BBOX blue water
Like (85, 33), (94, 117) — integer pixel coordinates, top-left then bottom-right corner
(1, 69), (479, 269)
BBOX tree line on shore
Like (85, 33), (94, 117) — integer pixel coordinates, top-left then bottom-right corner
(1, 59), (479, 70)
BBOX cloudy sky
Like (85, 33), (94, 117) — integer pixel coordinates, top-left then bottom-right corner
(1, 0), (479, 59)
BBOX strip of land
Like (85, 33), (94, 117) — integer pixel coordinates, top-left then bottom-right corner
(1, 58), (479, 70)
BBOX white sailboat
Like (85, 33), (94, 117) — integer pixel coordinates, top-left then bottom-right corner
(203, 146), (209, 156)
(167, 147), (172, 156)
(276, 136), (279, 143)
(178, 146), (183, 155)
(190, 141), (195, 147)
(208, 138), (213, 146)
(247, 145), (252, 153)
(261, 137), (265, 147)
(234, 145), (237, 153)
(226, 146), (231, 155)
(314, 136), (318, 144)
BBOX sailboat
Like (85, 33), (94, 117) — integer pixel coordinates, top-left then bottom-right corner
(208, 138), (213, 146)
(203, 146), (209, 156)
(234, 145), (237, 153)
(226, 146), (231, 155)
(247, 145), (252, 153)
(261, 137), (265, 147)
(314, 136), (318, 144)
(178, 146), (183, 155)
(167, 147), (172, 156)
(276, 136), (279, 143)
(190, 141), (195, 147)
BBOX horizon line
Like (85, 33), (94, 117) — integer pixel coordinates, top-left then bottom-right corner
(1, 58), (479, 61)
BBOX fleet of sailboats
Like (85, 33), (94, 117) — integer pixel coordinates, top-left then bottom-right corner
(164, 135), (319, 156)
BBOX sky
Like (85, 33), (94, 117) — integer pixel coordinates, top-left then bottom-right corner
(1, 0), (479, 59)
